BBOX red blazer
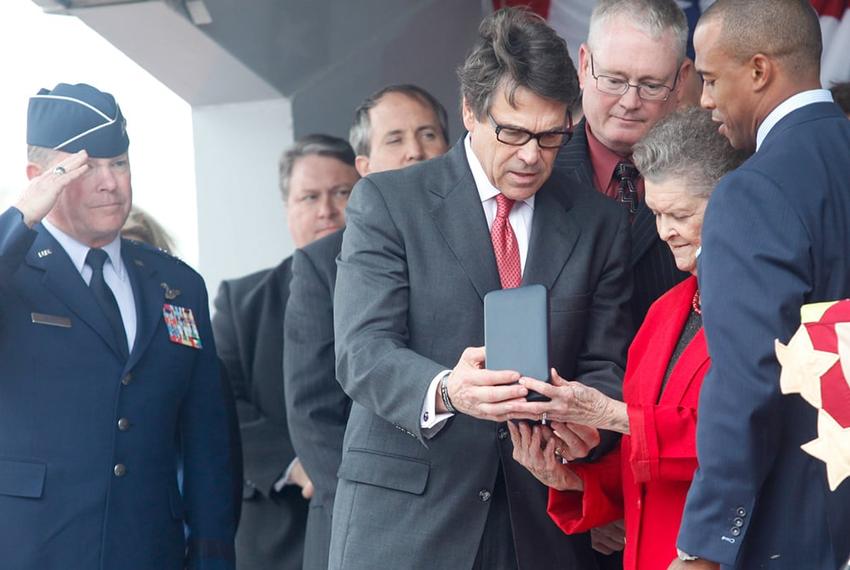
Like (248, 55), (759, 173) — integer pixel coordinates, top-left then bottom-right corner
(548, 276), (709, 570)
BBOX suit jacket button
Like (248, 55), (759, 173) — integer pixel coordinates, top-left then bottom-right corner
(121, 373), (132, 386)
(730, 527), (741, 537)
(733, 517), (744, 527)
(498, 427), (508, 440)
(736, 507), (746, 517)
(478, 489), (492, 502)
(117, 417), (130, 431)
(113, 463), (127, 477)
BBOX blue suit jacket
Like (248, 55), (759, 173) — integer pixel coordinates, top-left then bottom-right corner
(678, 102), (850, 568)
(0, 207), (236, 570)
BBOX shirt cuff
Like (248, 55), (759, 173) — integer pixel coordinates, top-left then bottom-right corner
(420, 370), (454, 437)
(274, 458), (299, 492)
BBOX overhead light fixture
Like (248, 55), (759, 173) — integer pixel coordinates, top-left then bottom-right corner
(184, 0), (211, 25)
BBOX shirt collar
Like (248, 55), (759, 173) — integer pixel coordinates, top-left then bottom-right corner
(756, 89), (833, 151)
(464, 134), (535, 209)
(41, 218), (125, 279)
(585, 122), (630, 191)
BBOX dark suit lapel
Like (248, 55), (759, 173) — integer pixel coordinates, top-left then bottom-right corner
(522, 179), (580, 290)
(555, 119), (594, 189)
(123, 243), (164, 371)
(630, 202), (658, 268)
(429, 143), (501, 302)
(26, 227), (125, 358)
(558, 121), (660, 269)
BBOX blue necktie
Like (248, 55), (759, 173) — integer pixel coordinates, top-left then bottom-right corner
(86, 248), (129, 359)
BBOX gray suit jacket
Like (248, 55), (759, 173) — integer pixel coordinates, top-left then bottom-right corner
(556, 121), (687, 325)
(284, 229), (347, 570)
(332, 141), (633, 570)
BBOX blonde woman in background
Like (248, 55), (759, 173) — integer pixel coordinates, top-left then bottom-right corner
(121, 206), (176, 254)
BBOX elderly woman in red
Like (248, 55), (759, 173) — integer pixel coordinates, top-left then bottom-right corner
(507, 107), (746, 570)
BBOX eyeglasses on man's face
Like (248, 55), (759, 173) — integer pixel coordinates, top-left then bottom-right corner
(590, 54), (679, 102)
(486, 112), (573, 149)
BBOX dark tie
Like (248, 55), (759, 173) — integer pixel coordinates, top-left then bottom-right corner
(86, 248), (129, 359)
(615, 160), (640, 216)
(491, 194), (522, 289)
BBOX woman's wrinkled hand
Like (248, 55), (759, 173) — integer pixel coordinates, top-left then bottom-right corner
(507, 420), (583, 492)
(549, 421), (601, 461)
(507, 368), (630, 434)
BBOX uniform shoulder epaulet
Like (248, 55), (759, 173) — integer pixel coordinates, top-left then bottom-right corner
(123, 238), (192, 269)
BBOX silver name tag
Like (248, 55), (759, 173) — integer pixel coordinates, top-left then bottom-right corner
(31, 313), (72, 328)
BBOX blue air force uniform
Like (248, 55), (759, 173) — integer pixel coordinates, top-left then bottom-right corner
(0, 83), (236, 569)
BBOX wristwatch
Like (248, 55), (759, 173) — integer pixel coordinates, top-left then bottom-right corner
(677, 548), (700, 561)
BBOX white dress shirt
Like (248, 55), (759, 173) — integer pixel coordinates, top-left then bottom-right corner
(756, 89), (834, 151)
(41, 218), (137, 352)
(420, 135), (536, 433)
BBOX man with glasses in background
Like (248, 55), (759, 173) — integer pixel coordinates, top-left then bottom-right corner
(553, 1), (695, 564)
(330, 8), (632, 569)
(558, 0), (692, 325)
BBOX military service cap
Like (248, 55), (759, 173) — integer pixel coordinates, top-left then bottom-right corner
(27, 82), (129, 158)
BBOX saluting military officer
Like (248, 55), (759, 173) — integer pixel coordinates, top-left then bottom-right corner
(0, 83), (236, 570)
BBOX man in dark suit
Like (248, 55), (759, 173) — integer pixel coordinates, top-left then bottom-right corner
(0, 82), (235, 569)
(671, 1), (850, 569)
(557, 0), (694, 327)
(212, 135), (359, 570)
(555, 3), (694, 561)
(331, 8), (632, 570)
(283, 84), (449, 570)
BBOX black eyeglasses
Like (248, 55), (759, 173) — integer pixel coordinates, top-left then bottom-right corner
(590, 55), (679, 102)
(487, 112), (573, 149)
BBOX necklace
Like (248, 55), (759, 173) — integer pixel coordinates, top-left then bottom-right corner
(692, 289), (702, 315)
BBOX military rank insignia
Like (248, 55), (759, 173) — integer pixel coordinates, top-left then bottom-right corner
(162, 303), (203, 349)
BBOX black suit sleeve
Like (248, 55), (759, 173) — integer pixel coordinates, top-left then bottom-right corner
(284, 246), (349, 502)
(573, 204), (632, 460)
(212, 279), (296, 496)
(574, 205), (633, 399)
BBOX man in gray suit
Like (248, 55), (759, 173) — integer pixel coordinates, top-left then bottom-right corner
(283, 84), (449, 570)
(331, 8), (633, 570)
